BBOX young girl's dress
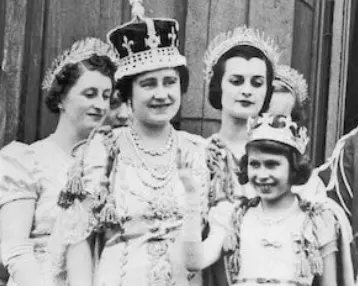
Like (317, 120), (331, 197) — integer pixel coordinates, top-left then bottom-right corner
(213, 196), (339, 286)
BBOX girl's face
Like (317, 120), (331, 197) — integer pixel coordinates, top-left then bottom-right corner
(59, 69), (112, 135)
(221, 57), (267, 119)
(131, 68), (181, 127)
(105, 91), (130, 128)
(269, 80), (295, 116)
(247, 148), (291, 203)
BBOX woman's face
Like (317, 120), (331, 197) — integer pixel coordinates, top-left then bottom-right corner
(104, 91), (130, 128)
(131, 68), (181, 127)
(59, 69), (112, 135)
(221, 56), (267, 119)
(269, 80), (295, 116)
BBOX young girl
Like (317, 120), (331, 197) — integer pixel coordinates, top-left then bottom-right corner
(181, 113), (354, 286)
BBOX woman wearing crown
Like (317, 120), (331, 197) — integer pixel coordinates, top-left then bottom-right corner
(0, 38), (117, 286)
(181, 113), (355, 286)
(50, 2), (209, 286)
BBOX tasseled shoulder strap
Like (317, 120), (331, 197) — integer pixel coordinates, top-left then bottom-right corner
(223, 196), (260, 284)
(206, 135), (240, 207)
(295, 195), (338, 278)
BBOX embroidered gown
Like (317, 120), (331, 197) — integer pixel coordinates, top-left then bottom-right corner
(0, 137), (73, 286)
(50, 127), (209, 286)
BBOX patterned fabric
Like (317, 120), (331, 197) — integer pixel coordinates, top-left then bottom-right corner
(0, 137), (73, 286)
(51, 127), (210, 286)
(221, 196), (338, 286)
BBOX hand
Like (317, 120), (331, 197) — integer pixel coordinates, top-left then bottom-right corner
(177, 148), (197, 194)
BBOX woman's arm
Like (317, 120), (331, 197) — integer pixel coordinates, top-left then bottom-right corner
(319, 252), (337, 286)
(180, 168), (229, 271)
(1, 199), (41, 286)
(66, 240), (93, 286)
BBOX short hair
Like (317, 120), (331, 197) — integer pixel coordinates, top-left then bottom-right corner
(208, 45), (274, 112)
(116, 65), (189, 102)
(238, 139), (311, 186)
(45, 54), (116, 113)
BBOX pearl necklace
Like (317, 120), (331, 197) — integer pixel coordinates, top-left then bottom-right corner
(127, 129), (178, 190)
(130, 126), (174, 156)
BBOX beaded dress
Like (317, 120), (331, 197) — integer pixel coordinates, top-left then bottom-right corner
(50, 127), (210, 286)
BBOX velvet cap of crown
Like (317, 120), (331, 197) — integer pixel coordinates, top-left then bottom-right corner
(107, 14), (186, 80)
(247, 113), (309, 155)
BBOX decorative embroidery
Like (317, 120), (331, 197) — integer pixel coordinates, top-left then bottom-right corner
(223, 195), (333, 284)
(147, 240), (175, 285)
(206, 135), (241, 207)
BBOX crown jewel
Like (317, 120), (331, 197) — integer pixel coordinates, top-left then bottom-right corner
(204, 25), (281, 83)
(42, 37), (118, 91)
(275, 65), (308, 103)
(247, 113), (309, 154)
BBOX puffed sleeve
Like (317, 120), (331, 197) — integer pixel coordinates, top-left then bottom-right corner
(0, 142), (39, 206)
(314, 208), (339, 257)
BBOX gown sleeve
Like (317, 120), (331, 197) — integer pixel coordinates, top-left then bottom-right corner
(0, 142), (40, 206)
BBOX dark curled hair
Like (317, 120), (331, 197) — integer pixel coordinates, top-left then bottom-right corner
(116, 65), (189, 102)
(45, 54), (117, 113)
(208, 45), (274, 113)
(238, 140), (311, 186)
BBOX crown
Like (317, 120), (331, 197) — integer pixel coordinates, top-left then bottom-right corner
(107, 0), (186, 80)
(42, 37), (119, 91)
(274, 65), (308, 103)
(203, 25), (281, 83)
(247, 113), (309, 154)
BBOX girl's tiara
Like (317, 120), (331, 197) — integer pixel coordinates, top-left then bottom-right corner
(247, 113), (309, 155)
(203, 25), (281, 83)
(274, 65), (308, 103)
(42, 37), (119, 91)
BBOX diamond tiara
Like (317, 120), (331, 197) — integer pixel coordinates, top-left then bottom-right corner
(203, 25), (281, 83)
(275, 65), (308, 103)
(42, 37), (118, 91)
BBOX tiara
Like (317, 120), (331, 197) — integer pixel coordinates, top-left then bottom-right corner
(42, 37), (119, 91)
(203, 25), (281, 83)
(247, 113), (309, 154)
(275, 65), (308, 103)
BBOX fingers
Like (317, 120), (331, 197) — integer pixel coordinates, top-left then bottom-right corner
(176, 148), (194, 170)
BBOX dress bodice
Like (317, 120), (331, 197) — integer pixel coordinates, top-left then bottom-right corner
(52, 127), (210, 286)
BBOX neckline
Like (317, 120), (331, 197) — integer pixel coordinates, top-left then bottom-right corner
(256, 196), (299, 225)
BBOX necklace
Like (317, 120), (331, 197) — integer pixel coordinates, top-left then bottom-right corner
(127, 128), (178, 190)
(130, 126), (174, 156)
(256, 197), (298, 226)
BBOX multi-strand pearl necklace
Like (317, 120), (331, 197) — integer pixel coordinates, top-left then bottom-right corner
(130, 127), (175, 156)
(128, 127), (178, 190)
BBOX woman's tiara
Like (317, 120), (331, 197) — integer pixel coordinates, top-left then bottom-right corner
(42, 37), (119, 91)
(203, 25), (281, 83)
(274, 65), (308, 104)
